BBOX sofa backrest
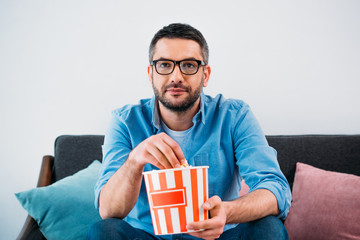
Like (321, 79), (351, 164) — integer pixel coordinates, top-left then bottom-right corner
(267, 135), (360, 188)
(53, 135), (104, 181)
(53, 135), (360, 188)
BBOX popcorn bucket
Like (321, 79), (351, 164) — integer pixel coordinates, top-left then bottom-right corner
(143, 166), (209, 235)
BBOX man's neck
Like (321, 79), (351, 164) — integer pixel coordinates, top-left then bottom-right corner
(158, 99), (200, 131)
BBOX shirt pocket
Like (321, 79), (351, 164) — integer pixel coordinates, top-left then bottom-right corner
(192, 150), (233, 198)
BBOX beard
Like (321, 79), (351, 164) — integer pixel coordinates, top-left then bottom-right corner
(152, 78), (203, 113)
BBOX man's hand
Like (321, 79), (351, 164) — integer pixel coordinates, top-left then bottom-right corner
(186, 196), (226, 240)
(184, 189), (280, 239)
(99, 133), (185, 219)
(128, 132), (186, 170)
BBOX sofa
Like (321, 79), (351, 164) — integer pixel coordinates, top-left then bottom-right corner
(16, 135), (360, 240)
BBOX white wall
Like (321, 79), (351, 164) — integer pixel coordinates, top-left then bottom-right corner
(1, 0), (359, 238)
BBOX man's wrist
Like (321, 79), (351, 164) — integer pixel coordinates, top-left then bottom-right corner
(222, 201), (235, 224)
(126, 151), (145, 174)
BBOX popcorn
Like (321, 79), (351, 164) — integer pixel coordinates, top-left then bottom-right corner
(180, 160), (189, 168)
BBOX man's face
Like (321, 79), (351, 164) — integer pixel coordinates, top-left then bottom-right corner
(148, 38), (211, 112)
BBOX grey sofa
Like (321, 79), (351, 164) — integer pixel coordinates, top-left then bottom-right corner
(17, 135), (360, 239)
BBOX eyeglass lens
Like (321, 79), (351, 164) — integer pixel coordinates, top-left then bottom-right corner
(155, 60), (200, 75)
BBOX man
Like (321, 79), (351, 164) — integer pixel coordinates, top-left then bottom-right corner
(87, 23), (292, 240)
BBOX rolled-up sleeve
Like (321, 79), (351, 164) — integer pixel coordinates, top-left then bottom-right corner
(94, 110), (132, 210)
(232, 104), (292, 219)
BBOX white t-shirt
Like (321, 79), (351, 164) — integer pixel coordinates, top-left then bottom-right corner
(160, 121), (191, 150)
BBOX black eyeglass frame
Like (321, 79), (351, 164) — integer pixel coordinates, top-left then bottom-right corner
(151, 59), (206, 75)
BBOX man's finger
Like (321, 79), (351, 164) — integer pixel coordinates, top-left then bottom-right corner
(187, 229), (222, 240)
(203, 195), (222, 210)
(160, 133), (186, 163)
(143, 150), (169, 170)
(187, 217), (220, 231)
(155, 140), (181, 168)
(157, 133), (186, 167)
(187, 220), (223, 239)
(146, 146), (172, 169)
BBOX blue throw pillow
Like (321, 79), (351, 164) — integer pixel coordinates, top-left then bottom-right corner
(15, 160), (102, 240)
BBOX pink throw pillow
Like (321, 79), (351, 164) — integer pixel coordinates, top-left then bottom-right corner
(284, 162), (360, 240)
(239, 179), (250, 197)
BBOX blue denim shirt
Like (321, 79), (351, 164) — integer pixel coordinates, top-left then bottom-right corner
(94, 92), (292, 237)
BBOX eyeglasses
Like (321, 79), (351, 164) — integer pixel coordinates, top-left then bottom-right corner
(151, 59), (206, 75)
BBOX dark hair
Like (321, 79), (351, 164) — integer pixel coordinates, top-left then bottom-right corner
(149, 23), (209, 64)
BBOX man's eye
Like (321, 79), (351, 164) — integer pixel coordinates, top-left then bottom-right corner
(181, 61), (197, 69)
(158, 62), (172, 68)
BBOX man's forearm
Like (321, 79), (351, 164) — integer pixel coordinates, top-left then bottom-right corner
(223, 189), (279, 224)
(98, 156), (144, 219)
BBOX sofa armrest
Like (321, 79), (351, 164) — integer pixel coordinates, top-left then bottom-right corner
(17, 155), (54, 240)
(36, 155), (54, 187)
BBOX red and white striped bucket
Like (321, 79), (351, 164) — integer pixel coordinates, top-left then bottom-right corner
(143, 166), (209, 235)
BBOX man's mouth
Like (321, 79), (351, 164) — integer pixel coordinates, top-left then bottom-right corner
(166, 88), (187, 94)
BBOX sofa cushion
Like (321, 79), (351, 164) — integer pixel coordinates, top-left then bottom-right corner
(15, 160), (102, 240)
(284, 162), (360, 239)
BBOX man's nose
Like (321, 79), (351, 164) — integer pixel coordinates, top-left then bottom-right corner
(169, 64), (184, 83)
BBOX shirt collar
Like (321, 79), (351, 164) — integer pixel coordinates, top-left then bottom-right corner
(151, 95), (161, 129)
(199, 91), (206, 125)
(151, 91), (206, 130)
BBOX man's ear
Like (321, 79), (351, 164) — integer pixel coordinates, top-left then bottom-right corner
(202, 65), (211, 87)
(147, 65), (153, 86)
